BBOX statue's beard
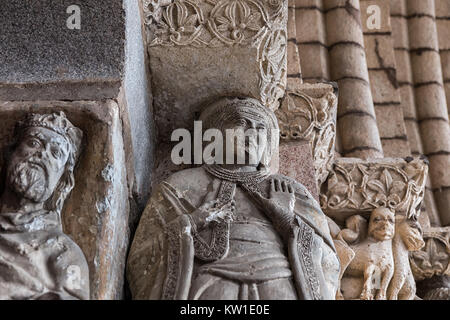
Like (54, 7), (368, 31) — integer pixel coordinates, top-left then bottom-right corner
(7, 160), (49, 203)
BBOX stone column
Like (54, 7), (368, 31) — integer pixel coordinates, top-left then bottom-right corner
(407, 0), (450, 226)
(390, 0), (441, 227)
(295, 0), (330, 83)
(287, 0), (303, 89)
(324, 0), (384, 159)
(360, 0), (410, 158)
(435, 0), (450, 118)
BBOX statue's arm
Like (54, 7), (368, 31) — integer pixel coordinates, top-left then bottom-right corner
(127, 182), (195, 299)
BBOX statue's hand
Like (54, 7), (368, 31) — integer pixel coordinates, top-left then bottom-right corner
(190, 199), (235, 231)
(255, 179), (296, 236)
(269, 179), (296, 213)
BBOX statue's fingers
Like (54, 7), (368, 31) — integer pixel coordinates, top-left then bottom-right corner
(288, 184), (294, 193)
(275, 179), (282, 192)
(270, 179), (276, 192)
(281, 181), (288, 193)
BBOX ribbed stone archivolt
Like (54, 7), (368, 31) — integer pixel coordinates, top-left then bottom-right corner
(321, 157), (428, 221)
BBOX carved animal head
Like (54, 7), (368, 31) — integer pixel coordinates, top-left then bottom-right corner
(368, 207), (395, 241)
(396, 216), (425, 251)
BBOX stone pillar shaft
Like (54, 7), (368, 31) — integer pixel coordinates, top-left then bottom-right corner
(435, 0), (450, 119)
(287, 0), (303, 89)
(295, 0), (330, 83)
(324, 0), (384, 159)
(361, 0), (411, 158)
(407, 0), (450, 226)
(390, 0), (441, 227)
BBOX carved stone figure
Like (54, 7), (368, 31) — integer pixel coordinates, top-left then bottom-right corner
(339, 208), (396, 300)
(0, 112), (89, 300)
(127, 97), (340, 300)
(335, 208), (424, 300)
(387, 216), (424, 300)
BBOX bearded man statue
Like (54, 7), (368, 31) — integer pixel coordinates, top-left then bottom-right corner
(127, 97), (340, 300)
(0, 111), (89, 300)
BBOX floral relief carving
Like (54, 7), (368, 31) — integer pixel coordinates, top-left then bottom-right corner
(143, 0), (288, 110)
(410, 227), (450, 281)
(208, 0), (267, 45)
(320, 158), (428, 220)
(144, 0), (286, 47)
(275, 90), (337, 187)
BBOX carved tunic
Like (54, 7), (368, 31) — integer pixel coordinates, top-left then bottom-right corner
(189, 187), (295, 299)
(0, 209), (90, 300)
(127, 167), (340, 300)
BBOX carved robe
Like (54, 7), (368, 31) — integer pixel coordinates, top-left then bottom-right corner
(128, 167), (340, 300)
(0, 209), (90, 300)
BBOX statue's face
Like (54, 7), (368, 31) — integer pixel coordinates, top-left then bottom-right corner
(368, 208), (395, 241)
(6, 127), (70, 203)
(222, 114), (268, 166)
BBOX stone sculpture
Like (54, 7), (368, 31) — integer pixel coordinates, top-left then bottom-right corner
(387, 215), (424, 300)
(338, 208), (396, 300)
(335, 208), (424, 300)
(0, 112), (89, 300)
(127, 97), (340, 300)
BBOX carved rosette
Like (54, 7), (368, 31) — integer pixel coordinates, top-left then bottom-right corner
(142, 0), (287, 110)
(320, 158), (428, 220)
(275, 88), (337, 187)
(410, 227), (450, 281)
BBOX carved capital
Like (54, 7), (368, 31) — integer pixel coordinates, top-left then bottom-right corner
(321, 157), (428, 222)
(275, 83), (338, 187)
(142, 0), (288, 110)
(410, 227), (450, 281)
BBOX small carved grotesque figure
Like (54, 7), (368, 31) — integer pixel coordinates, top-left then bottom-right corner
(387, 215), (424, 300)
(0, 112), (89, 300)
(338, 208), (396, 300)
(127, 97), (340, 300)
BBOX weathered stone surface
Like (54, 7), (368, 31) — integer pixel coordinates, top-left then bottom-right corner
(406, 0), (450, 227)
(389, 0), (441, 228)
(278, 141), (319, 201)
(0, 101), (130, 300)
(295, 0), (330, 83)
(324, 0), (384, 159)
(335, 210), (424, 300)
(127, 97), (339, 300)
(0, 112), (90, 300)
(360, 0), (411, 158)
(0, 0), (125, 100)
(321, 157), (428, 223)
(410, 226), (450, 282)
(143, 0), (288, 142)
(122, 0), (155, 210)
(286, 0), (302, 89)
(276, 82), (338, 188)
